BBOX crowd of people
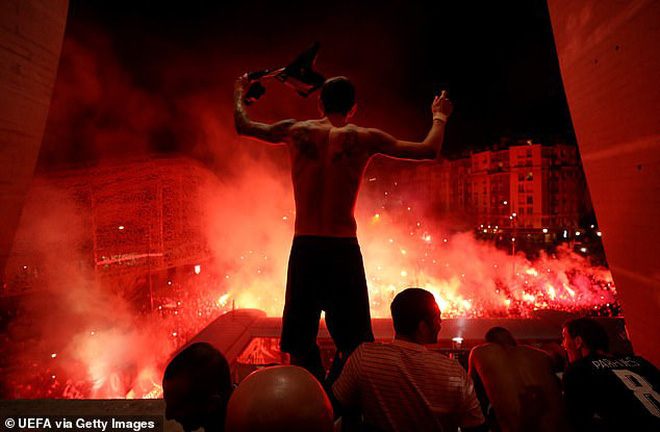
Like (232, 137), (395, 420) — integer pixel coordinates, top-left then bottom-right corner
(162, 287), (660, 432)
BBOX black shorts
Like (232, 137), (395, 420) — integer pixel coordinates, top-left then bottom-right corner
(280, 236), (374, 356)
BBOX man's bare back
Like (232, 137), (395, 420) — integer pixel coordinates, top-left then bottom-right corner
(287, 119), (379, 237)
(469, 336), (571, 432)
(234, 76), (452, 237)
(233, 74), (452, 383)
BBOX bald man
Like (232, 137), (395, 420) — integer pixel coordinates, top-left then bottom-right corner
(468, 327), (571, 432)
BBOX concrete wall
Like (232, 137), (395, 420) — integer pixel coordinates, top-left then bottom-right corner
(547, 0), (660, 365)
(0, 0), (69, 279)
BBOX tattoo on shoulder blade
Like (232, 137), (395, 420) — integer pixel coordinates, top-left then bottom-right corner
(292, 127), (318, 158)
(333, 129), (359, 162)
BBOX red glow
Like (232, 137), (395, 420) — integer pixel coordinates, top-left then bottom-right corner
(3, 22), (617, 400)
(3, 161), (617, 400)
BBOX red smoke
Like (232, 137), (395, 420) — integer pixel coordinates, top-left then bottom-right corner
(3, 160), (617, 399)
(39, 28), (171, 167)
(2, 25), (616, 399)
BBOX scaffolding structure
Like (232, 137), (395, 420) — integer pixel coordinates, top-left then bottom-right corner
(3, 156), (216, 303)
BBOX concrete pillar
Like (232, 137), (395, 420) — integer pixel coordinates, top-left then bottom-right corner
(547, 0), (660, 365)
(0, 0), (69, 280)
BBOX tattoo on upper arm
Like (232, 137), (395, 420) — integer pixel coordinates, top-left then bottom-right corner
(234, 103), (248, 133)
(269, 120), (294, 143)
(233, 88), (249, 130)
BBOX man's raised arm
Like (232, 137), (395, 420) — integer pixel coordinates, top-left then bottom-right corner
(367, 91), (453, 160)
(233, 74), (296, 145)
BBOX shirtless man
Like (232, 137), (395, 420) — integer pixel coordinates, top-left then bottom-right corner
(468, 327), (570, 432)
(234, 75), (453, 383)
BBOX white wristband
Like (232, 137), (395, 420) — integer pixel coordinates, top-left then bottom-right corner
(433, 113), (448, 122)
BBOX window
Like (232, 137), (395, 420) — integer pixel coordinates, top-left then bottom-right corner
(527, 172), (533, 181)
(527, 196), (533, 204)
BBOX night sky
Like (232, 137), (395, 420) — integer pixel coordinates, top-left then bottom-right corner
(38, 0), (576, 170)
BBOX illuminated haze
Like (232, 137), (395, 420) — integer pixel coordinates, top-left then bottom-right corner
(3, 2), (607, 398)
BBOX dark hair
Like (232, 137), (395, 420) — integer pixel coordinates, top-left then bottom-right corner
(563, 318), (610, 353)
(485, 326), (517, 345)
(164, 342), (232, 400)
(390, 288), (439, 337)
(320, 76), (356, 116)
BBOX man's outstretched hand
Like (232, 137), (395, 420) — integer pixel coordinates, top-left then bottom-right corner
(432, 90), (453, 122)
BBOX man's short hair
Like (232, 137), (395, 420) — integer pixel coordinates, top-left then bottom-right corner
(164, 342), (232, 400)
(563, 318), (610, 353)
(485, 326), (517, 346)
(320, 77), (356, 116)
(390, 288), (439, 337)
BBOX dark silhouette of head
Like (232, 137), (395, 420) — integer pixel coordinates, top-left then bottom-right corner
(562, 318), (610, 362)
(391, 288), (441, 344)
(163, 342), (232, 432)
(485, 326), (517, 346)
(320, 76), (356, 117)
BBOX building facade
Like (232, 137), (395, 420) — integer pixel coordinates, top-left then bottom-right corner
(434, 141), (588, 233)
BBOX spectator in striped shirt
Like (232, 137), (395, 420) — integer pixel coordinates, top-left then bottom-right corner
(332, 288), (486, 432)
